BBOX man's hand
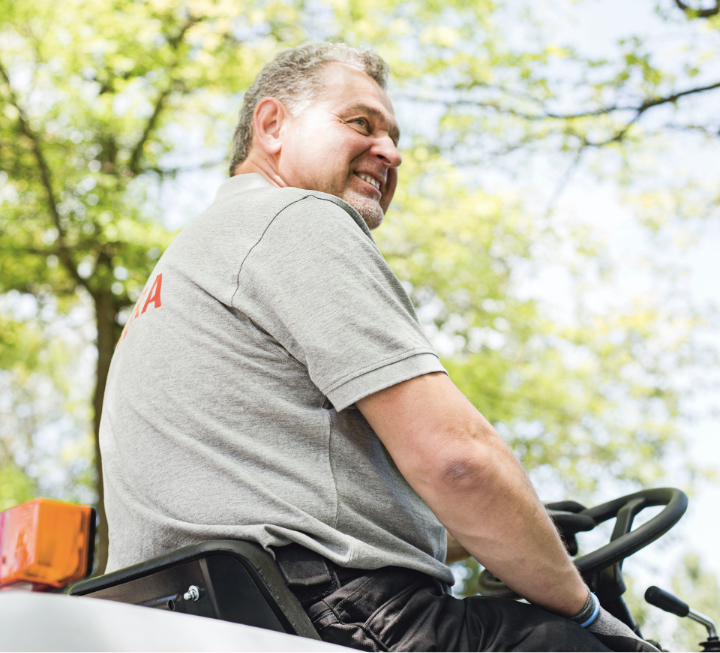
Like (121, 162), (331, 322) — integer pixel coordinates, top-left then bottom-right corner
(356, 372), (588, 617)
(570, 592), (659, 652)
(588, 608), (659, 652)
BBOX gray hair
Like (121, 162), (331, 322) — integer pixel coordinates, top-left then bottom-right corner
(228, 42), (389, 175)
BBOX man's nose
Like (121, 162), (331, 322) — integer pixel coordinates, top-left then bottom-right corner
(372, 134), (402, 169)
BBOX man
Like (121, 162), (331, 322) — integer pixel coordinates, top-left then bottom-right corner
(101, 42), (655, 651)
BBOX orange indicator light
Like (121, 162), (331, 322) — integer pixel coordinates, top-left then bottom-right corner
(0, 498), (93, 590)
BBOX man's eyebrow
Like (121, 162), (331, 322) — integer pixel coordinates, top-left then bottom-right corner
(345, 103), (401, 142)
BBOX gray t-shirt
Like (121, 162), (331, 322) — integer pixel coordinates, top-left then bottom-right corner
(101, 173), (453, 584)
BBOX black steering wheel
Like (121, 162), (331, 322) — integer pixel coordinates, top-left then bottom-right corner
(477, 487), (688, 599)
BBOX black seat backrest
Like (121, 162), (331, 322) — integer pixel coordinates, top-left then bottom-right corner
(69, 540), (320, 640)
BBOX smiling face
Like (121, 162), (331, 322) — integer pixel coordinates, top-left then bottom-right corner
(276, 63), (402, 229)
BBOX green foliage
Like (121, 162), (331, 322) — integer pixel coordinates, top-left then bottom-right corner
(671, 553), (720, 652)
(0, 0), (239, 311)
(451, 557), (482, 598)
(0, 461), (36, 512)
(0, 299), (94, 508)
(624, 553), (720, 652)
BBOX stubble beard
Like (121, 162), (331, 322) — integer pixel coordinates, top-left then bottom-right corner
(341, 189), (384, 231)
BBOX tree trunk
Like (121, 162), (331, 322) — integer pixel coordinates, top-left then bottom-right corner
(92, 290), (118, 575)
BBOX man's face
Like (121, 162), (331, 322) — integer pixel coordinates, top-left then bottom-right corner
(277, 63), (402, 230)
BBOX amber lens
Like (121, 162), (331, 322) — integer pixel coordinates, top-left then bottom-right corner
(0, 498), (92, 589)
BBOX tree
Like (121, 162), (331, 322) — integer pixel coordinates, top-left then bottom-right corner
(0, 301), (93, 511)
(1, 0), (717, 574)
(670, 553), (720, 651)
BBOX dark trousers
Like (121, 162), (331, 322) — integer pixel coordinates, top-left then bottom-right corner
(274, 545), (613, 652)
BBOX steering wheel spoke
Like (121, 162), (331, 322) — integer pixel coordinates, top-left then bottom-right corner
(610, 497), (646, 541)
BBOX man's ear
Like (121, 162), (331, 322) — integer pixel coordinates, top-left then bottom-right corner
(252, 97), (291, 156)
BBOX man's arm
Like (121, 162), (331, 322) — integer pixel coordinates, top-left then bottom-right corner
(356, 371), (588, 617)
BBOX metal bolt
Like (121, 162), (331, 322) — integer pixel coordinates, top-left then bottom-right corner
(183, 585), (201, 602)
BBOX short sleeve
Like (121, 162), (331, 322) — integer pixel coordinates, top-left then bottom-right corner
(234, 196), (446, 411)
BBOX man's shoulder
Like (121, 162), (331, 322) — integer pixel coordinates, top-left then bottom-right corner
(211, 176), (369, 238)
(274, 189), (369, 236)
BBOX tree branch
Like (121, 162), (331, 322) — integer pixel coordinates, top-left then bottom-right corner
(631, 80), (720, 113)
(166, 15), (201, 48)
(580, 80), (720, 147)
(492, 78), (720, 120)
(127, 88), (171, 176)
(664, 123), (720, 137)
(0, 60), (86, 289)
(401, 79), (720, 122)
(145, 158), (228, 178)
(126, 16), (201, 177)
(543, 147), (586, 217)
(674, 0), (720, 17)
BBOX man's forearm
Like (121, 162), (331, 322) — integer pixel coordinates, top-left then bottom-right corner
(425, 424), (588, 615)
(357, 373), (587, 617)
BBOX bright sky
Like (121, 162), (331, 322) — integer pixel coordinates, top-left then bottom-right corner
(559, 178), (720, 582)
(547, 0), (720, 590)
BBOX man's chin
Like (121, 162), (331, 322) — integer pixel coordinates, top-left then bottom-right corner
(343, 192), (384, 230)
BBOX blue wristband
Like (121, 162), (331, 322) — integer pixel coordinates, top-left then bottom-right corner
(571, 590), (601, 628)
(580, 592), (601, 627)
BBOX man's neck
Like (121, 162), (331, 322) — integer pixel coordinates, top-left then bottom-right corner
(233, 151), (287, 188)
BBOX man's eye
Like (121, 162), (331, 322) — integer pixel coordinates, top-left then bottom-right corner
(351, 118), (368, 129)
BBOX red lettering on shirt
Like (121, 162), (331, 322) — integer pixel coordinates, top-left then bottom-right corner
(115, 273), (164, 349)
(141, 273), (163, 314)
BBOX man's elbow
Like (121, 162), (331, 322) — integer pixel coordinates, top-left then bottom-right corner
(428, 440), (501, 495)
(411, 436), (523, 538)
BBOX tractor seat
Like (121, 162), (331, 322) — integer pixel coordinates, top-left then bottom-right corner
(69, 540), (320, 640)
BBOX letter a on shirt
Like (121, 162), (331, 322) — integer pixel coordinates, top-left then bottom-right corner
(142, 273), (163, 314)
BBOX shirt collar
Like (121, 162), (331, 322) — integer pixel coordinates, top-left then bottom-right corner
(213, 173), (275, 202)
(228, 173), (274, 191)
